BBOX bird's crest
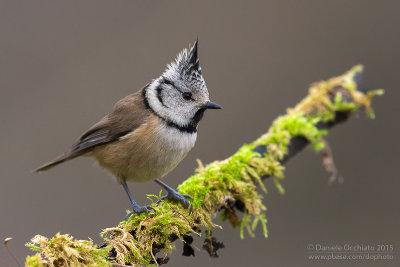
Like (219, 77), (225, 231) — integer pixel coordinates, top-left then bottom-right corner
(164, 40), (203, 84)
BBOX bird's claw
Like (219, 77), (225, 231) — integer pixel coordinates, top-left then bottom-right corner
(125, 205), (156, 219)
(159, 191), (193, 214)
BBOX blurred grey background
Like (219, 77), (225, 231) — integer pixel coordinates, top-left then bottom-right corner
(0, 0), (399, 266)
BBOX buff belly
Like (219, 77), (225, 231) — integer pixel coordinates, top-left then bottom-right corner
(92, 118), (197, 183)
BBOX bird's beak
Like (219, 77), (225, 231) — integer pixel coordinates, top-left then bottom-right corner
(203, 101), (222, 109)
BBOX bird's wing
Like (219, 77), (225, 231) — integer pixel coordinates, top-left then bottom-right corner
(35, 89), (150, 172)
(72, 89), (150, 154)
(70, 118), (118, 154)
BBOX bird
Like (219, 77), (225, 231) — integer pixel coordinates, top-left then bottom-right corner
(35, 41), (221, 216)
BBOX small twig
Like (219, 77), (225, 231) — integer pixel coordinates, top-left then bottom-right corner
(149, 243), (157, 267)
(320, 140), (340, 184)
(4, 238), (20, 267)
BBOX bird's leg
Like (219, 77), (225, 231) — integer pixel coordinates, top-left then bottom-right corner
(121, 180), (155, 218)
(155, 179), (193, 213)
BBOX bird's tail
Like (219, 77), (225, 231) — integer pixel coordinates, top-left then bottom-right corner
(34, 151), (79, 172)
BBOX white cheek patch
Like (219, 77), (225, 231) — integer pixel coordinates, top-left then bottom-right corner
(146, 81), (197, 127)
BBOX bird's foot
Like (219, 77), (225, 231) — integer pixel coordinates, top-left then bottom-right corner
(159, 189), (193, 214)
(125, 204), (156, 219)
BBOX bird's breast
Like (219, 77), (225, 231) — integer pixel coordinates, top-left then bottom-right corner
(126, 122), (197, 182)
(92, 116), (197, 183)
(155, 123), (197, 155)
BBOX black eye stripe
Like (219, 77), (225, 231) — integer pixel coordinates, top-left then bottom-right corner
(161, 77), (177, 88)
(156, 86), (163, 103)
(161, 77), (189, 96)
(156, 85), (168, 108)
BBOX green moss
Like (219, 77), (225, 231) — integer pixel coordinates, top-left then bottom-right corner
(25, 65), (383, 266)
(25, 254), (45, 267)
(101, 196), (198, 265)
(25, 234), (111, 267)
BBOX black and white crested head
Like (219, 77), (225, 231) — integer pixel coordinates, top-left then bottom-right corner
(144, 41), (220, 133)
(161, 40), (207, 100)
(165, 40), (203, 84)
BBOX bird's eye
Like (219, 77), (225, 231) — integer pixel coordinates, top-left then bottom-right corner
(182, 92), (192, 100)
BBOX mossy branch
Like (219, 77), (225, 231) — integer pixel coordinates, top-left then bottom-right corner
(25, 65), (383, 266)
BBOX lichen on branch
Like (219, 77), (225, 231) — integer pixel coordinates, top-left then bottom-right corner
(25, 65), (383, 266)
